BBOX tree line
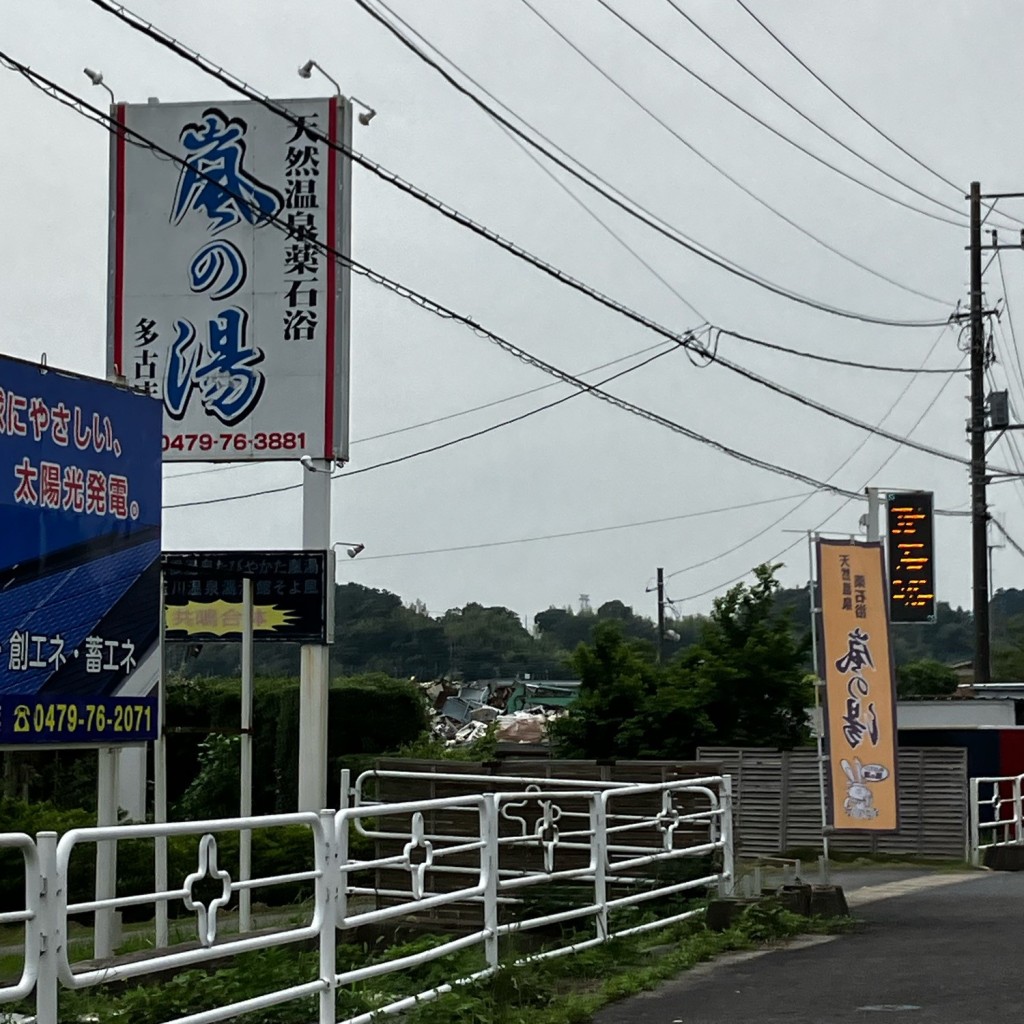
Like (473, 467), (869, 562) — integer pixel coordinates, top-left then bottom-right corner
(177, 577), (1024, 688)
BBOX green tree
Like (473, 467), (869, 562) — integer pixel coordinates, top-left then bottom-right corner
(551, 622), (660, 759)
(442, 602), (538, 679)
(334, 583), (448, 679)
(896, 659), (958, 698)
(552, 564), (812, 760)
(681, 564), (813, 749)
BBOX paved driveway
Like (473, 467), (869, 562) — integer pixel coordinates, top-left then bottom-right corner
(594, 868), (1017, 1024)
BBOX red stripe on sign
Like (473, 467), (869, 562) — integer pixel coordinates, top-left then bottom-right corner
(324, 97), (338, 460)
(113, 104), (127, 376)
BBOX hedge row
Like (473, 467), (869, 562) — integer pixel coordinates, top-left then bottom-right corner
(0, 797), (330, 917)
(165, 673), (429, 814)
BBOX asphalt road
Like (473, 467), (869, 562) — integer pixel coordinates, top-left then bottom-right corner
(594, 867), (1019, 1024)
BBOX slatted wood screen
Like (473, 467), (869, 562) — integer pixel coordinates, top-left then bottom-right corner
(697, 746), (968, 860)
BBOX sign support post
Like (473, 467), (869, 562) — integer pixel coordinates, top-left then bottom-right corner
(239, 577), (254, 931)
(807, 532), (831, 871)
(94, 747), (119, 959)
(154, 574), (168, 949)
(299, 463), (332, 812)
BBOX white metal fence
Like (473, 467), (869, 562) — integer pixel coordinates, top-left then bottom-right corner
(970, 773), (1024, 865)
(0, 770), (733, 1024)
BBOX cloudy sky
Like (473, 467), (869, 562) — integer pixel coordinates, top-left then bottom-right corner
(4, 1), (1023, 627)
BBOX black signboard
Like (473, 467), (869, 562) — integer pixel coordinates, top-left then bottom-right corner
(885, 492), (936, 624)
(162, 550), (332, 643)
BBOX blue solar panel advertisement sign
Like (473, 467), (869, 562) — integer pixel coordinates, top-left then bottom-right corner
(0, 355), (161, 744)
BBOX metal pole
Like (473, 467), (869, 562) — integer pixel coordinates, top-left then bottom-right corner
(318, 808), (338, 1024)
(719, 775), (735, 896)
(299, 463), (332, 811)
(970, 181), (992, 683)
(808, 532), (831, 867)
(154, 571), (168, 948)
(656, 567), (665, 664)
(865, 487), (881, 544)
(36, 832), (59, 1024)
(239, 576), (254, 933)
(94, 747), (119, 958)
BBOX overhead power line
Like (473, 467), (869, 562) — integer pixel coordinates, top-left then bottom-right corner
(992, 518), (1024, 560)
(666, 326), (962, 582)
(356, 492), (816, 561)
(733, 0), (1021, 231)
(704, 338), (988, 469)
(672, 346), (971, 603)
(371, 0), (708, 325)
(168, 323), (960, 486)
(594, 0), (966, 230)
(342, 0), (949, 326)
(5, 52), (982, 524)
(659, 0), (982, 226)
(82, 0), (951, 329)
(3, 54), (936, 513)
(517, 0), (949, 306)
(717, 328), (961, 374)
(167, 340), (676, 481)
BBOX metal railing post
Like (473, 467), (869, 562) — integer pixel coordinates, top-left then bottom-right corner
(239, 577), (255, 934)
(719, 775), (735, 896)
(483, 796), (500, 969)
(336, 807), (350, 931)
(318, 809), (338, 1024)
(969, 778), (981, 866)
(591, 794), (609, 941)
(1015, 776), (1023, 844)
(36, 832), (59, 1024)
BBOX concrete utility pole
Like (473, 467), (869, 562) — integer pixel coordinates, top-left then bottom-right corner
(656, 567), (665, 664)
(969, 182), (992, 684)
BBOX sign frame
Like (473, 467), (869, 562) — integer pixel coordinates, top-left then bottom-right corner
(816, 538), (900, 833)
(107, 96), (352, 463)
(0, 354), (161, 745)
(162, 549), (334, 644)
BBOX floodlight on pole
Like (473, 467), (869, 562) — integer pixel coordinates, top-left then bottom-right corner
(83, 67), (115, 105)
(332, 541), (365, 559)
(299, 454), (334, 473)
(297, 58), (341, 98)
(297, 59), (376, 124)
(350, 97), (377, 125)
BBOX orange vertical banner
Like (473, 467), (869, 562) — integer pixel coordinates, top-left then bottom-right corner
(817, 539), (899, 832)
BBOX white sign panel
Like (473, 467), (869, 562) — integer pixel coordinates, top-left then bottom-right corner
(108, 97), (351, 462)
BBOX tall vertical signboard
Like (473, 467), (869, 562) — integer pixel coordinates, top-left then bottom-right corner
(0, 356), (161, 743)
(108, 97), (350, 462)
(817, 539), (899, 831)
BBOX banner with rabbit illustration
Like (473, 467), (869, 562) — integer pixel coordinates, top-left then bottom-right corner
(817, 539), (899, 831)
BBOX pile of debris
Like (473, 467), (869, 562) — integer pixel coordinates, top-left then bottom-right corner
(419, 678), (579, 747)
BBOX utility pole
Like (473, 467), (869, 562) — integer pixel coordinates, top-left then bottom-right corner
(969, 181), (992, 684)
(656, 567), (665, 664)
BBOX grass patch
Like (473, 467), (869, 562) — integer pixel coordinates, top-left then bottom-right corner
(0, 899), (854, 1023)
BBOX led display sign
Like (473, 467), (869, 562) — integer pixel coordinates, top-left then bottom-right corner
(885, 491), (936, 624)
